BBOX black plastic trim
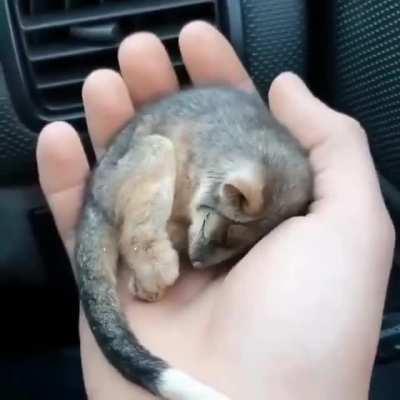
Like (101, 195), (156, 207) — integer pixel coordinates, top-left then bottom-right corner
(0, 0), (241, 133)
(18, 0), (211, 31)
(0, 1), (84, 132)
(218, 0), (245, 61)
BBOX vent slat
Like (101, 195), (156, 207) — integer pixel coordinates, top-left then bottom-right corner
(19, 0), (213, 31)
(37, 72), (87, 90)
(29, 43), (117, 62)
(44, 99), (83, 112)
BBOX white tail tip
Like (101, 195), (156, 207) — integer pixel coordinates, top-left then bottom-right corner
(157, 368), (230, 400)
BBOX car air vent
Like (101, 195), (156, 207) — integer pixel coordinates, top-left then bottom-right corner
(2, 0), (230, 131)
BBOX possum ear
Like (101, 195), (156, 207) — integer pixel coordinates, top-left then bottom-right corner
(222, 171), (268, 217)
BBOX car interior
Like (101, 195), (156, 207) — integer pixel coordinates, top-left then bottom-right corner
(0, 0), (399, 399)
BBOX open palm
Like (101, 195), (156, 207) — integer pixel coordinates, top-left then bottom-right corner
(37, 22), (394, 400)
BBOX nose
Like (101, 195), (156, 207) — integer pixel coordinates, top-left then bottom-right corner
(192, 261), (204, 269)
(189, 240), (222, 268)
(189, 248), (210, 269)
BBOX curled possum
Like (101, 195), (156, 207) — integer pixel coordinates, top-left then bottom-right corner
(75, 86), (313, 399)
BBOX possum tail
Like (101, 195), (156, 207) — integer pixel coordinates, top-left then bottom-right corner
(75, 202), (229, 400)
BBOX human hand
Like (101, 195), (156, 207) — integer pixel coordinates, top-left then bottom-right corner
(36, 21), (395, 400)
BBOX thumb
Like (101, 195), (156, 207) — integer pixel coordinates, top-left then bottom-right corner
(268, 72), (384, 220)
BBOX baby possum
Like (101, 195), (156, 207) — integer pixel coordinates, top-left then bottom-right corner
(75, 86), (313, 399)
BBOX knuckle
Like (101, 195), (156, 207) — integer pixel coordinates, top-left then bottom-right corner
(341, 114), (365, 134)
(381, 212), (396, 246)
(368, 207), (396, 249)
(335, 113), (368, 145)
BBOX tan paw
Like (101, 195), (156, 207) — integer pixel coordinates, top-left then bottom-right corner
(128, 243), (180, 302)
(129, 275), (167, 302)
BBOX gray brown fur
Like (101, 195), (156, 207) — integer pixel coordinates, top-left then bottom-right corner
(75, 86), (313, 398)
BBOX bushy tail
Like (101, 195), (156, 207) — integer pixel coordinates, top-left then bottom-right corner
(75, 202), (229, 399)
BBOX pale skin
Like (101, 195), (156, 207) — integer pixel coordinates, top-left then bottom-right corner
(36, 21), (395, 400)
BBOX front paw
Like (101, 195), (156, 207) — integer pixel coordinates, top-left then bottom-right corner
(127, 242), (180, 302)
(129, 274), (169, 302)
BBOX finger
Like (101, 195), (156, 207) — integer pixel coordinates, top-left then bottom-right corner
(118, 32), (179, 107)
(82, 69), (134, 158)
(268, 72), (383, 214)
(37, 121), (89, 256)
(268, 72), (352, 150)
(179, 21), (254, 92)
